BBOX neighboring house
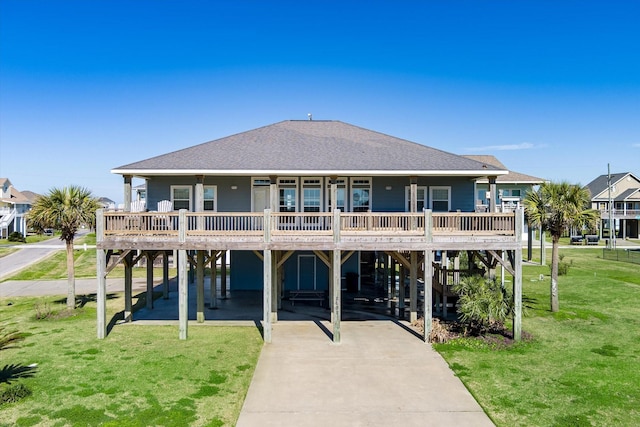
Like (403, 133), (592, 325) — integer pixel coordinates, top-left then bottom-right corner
(0, 178), (33, 238)
(97, 197), (117, 210)
(462, 155), (545, 213)
(97, 120), (525, 342)
(133, 183), (146, 202)
(585, 172), (640, 239)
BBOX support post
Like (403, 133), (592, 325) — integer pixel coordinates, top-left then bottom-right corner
(146, 252), (154, 309)
(489, 176), (497, 213)
(410, 176), (418, 213)
(123, 175), (132, 212)
(178, 249), (188, 340)
(124, 252), (133, 322)
(162, 251), (170, 299)
(221, 251), (227, 299)
(513, 208), (524, 341)
(271, 250), (278, 322)
(263, 250), (272, 343)
(332, 249), (341, 343)
(398, 264), (406, 317)
(97, 248), (107, 339)
(423, 250), (434, 342)
(263, 209), (272, 343)
(196, 250), (205, 323)
(410, 251), (418, 323)
(210, 251), (218, 308)
(442, 260), (448, 318)
(178, 210), (188, 339)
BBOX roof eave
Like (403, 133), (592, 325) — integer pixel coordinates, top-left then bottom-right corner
(111, 168), (509, 178)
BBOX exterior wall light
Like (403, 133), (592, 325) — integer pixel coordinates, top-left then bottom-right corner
(231, 185), (238, 190)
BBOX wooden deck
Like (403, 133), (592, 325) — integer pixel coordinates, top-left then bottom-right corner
(97, 209), (523, 251)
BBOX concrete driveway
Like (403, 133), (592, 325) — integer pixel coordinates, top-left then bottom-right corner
(237, 320), (494, 427)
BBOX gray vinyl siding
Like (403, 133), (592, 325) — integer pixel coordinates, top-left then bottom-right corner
(146, 175), (476, 212)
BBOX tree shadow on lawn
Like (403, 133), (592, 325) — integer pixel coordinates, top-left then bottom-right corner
(53, 293), (119, 309)
(0, 363), (37, 384)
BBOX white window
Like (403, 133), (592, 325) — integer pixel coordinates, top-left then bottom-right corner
(405, 186), (427, 212)
(171, 185), (192, 211)
(326, 177), (347, 212)
(204, 185), (217, 211)
(430, 186), (450, 212)
(278, 178), (298, 213)
(351, 178), (371, 212)
(302, 178), (322, 212)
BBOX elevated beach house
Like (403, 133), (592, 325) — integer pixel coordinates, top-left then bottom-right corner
(97, 120), (524, 342)
(0, 178), (33, 239)
(585, 172), (640, 240)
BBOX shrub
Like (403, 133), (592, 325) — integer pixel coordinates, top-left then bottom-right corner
(7, 232), (26, 243)
(0, 383), (32, 405)
(551, 254), (572, 276)
(452, 275), (514, 335)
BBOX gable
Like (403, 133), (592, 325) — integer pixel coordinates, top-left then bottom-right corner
(112, 120), (506, 178)
(585, 172), (640, 200)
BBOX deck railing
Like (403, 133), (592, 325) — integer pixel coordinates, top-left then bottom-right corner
(101, 210), (517, 239)
(599, 209), (640, 219)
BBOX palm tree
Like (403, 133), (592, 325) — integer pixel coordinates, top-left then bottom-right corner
(27, 186), (101, 309)
(524, 181), (597, 312)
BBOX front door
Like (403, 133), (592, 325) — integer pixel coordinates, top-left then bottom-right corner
(253, 186), (270, 212)
(298, 255), (316, 290)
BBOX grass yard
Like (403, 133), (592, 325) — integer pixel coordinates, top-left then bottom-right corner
(435, 248), (640, 426)
(2, 233), (179, 281)
(0, 293), (263, 426)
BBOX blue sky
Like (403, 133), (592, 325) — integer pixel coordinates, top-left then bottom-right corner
(1, 0), (638, 204)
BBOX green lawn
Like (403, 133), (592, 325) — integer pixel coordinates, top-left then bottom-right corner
(2, 247), (639, 425)
(0, 294), (263, 426)
(435, 248), (640, 426)
(1, 233), (178, 281)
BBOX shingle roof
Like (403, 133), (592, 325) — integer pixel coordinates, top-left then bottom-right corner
(615, 188), (640, 201)
(462, 155), (545, 184)
(584, 172), (639, 199)
(113, 120), (506, 177)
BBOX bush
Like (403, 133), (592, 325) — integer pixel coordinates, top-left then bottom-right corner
(551, 253), (572, 276)
(452, 275), (514, 335)
(7, 232), (26, 243)
(0, 383), (32, 405)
